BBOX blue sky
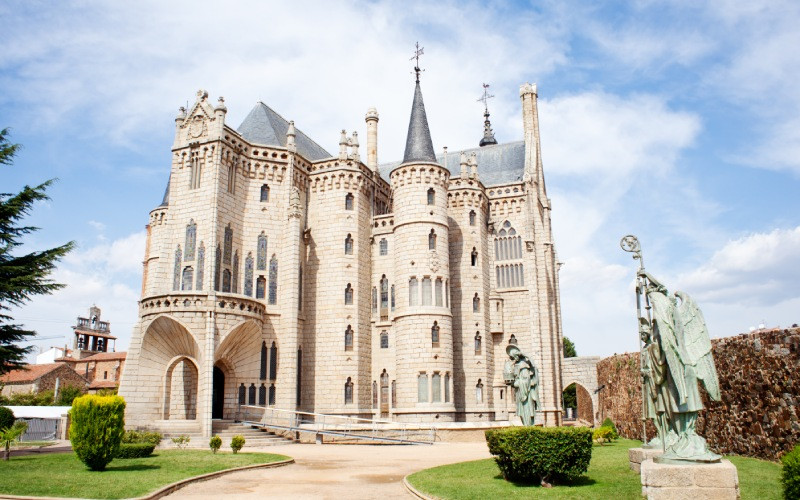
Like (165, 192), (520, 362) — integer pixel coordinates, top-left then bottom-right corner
(1, 0), (798, 358)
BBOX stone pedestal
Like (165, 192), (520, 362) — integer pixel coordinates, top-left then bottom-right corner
(629, 447), (664, 472)
(641, 458), (740, 500)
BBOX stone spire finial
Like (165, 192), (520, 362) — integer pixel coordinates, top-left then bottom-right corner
(469, 152), (479, 179)
(215, 96), (227, 112)
(196, 89), (209, 102)
(287, 120), (296, 152)
(478, 83), (497, 147)
(460, 152), (468, 179)
(339, 129), (348, 160)
(350, 131), (360, 160)
(402, 81), (437, 164)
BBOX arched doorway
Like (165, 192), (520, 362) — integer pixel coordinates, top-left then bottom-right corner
(212, 365), (225, 419)
(562, 382), (594, 423)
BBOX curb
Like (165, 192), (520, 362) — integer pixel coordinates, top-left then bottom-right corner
(0, 458), (294, 500)
(402, 475), (436, 500)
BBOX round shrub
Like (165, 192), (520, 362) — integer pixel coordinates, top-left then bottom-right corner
(69, 395), (126, 471)
(601, 418), (619, 440)
(114, 443), (155, 459)
(210, 435), (222, 454)
(593, 426), (614, 445)
(230, 435), (245, 454)
(0, 407), (15, 431)
(485, 426), (593, 484)
(782, 444), (800, 499)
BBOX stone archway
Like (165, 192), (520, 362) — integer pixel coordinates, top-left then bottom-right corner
(164, 355), (199, 420)
(561, 356), (601, 425)
(215, 320), (263, 419)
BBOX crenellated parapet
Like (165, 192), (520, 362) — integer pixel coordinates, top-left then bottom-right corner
(389, 163), (449, 189)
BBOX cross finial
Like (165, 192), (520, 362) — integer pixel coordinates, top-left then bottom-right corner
(477, 83), (495, 114)
(410, 42), (425, 83)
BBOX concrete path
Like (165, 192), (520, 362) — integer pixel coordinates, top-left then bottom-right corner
(165, 442), (492, 499)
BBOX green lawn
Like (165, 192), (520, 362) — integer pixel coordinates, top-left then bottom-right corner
(0, 449), (290, 499)
(407, 439), (781, 500)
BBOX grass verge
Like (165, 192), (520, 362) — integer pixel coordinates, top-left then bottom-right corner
(407, 438), (781, 500)
(0, 449), (290, 499)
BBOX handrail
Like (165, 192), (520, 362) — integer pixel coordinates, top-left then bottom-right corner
(236, 405), (436, 444)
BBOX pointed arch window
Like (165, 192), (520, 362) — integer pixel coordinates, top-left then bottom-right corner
(344, 283), (353, 305)
(391, 285), (395, 311)
(268, 383), (276, 406)
(181, 266), (194, 291)
(269, 342), (277, 380)
(232, 251), (239, 294)
(372, 287), (378, 313)
(268, 255), (278, 305)
(380, 331), (389, 349)
(471, 247), (478, 266)
(473, 293), (480, 313)
(422, 277), (432, 306)
(344, 377), (354, 404)
(418, 373), (428, 403)
(427, 187), (435, 205)
(476, 379), (484, 403)
(444, 373), (451, 403)
(509, 334), (517, 345)
(238, 383), (246, 405)
(373, 381), (378, 408)
(196, 243), (205, 290)
(345, 193), (354, 210)
(259, 384), (267, 406)
(344, 234), (353, 255)
(432, 373), (441, 402)
(409, 277), (418, 306)
(431, 321), (440, 347)
(244, 253), (254, 296)
(173, 245), (182, 291)
(344, 325), (354, 351)
(223, 225), (233, 264)
(475, 332), (482, 354)
(222, 269), (232, 293)
(256, 276), (266, 299)
(380, 275), (389, 320)
(184, 220), (196, 260)
(214, 245), (221, 291)
(469, 210), (476, 226)
(257, 233), (267, 270)
(435, 278), (443, 306)
(260, 184), (270, 202)
(392, 380), (397, 407)
(248, 383), (256, 405)
(260, 341), (267, 380)
(379, 238), (388, 256)
(428, 229), (436, 250)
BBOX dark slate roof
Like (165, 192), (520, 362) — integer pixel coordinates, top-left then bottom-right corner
(237, 102), (333, 161)
(402, 82), (437, 164)
(159, 175), (170, 207)
(380, 140), (526, 187)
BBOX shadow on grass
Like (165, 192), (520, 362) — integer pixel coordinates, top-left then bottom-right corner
(493, 474), (597, 489)
(104, 464), (161, 472)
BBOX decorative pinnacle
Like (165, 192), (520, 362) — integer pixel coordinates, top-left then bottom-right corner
(410, 42), (425, 83)
(478, 83), (498, 147)
(477, 83), (495, 115)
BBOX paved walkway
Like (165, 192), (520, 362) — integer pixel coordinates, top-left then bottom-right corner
(165, 442), (492, 499)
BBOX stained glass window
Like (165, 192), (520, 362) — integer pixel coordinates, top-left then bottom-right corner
(244, 253), (254, 296)
(268, 255), (278, 305)
(257, 233), (267, 270)
(184, 220), (196, 260)
(196, 243), (204, 290)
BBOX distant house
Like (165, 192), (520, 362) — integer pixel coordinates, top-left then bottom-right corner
(58, 351), (127, 393)
(0, 363), (88, 397)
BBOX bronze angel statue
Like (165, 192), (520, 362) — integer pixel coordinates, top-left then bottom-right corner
(638, 270), (721, 463)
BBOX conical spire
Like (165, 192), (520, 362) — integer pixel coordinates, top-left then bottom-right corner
(402, 81), (437, 164)
(479, 109), (498, 147)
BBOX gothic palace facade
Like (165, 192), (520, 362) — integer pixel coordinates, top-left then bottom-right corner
(119, 78), (564, 437)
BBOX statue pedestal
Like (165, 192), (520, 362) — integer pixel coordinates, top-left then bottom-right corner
(629, 447), (663, 473)
(640, 458), (740, 499)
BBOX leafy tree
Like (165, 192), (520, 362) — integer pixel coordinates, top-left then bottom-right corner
(0, 128), (74, 375)
(1, 421), (27, 460)
(563, 336), (577, 358)
(562, 336), (578, 411)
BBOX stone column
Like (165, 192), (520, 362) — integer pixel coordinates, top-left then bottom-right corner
(365, 108), (379, 171)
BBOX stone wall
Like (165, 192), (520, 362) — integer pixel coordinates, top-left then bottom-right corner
(597, 327), (800, 460)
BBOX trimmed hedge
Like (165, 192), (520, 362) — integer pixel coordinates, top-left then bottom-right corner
(0, 406), (14, 431)
(69, 395), (126, 471)
(485, 426), (593, 484)
(782, 444), (800, 499)
(122, 430), (163, 446)
(114, 443), (155, 459)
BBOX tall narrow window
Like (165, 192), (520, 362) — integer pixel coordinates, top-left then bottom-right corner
(372, 287), (378, 313)
(476, 379), (484, 403)
(257, 233), (267, 270)
(344, 284), (353, 305)
(471, 247), (478, 266)
(428, 229), (436, 250)
(189, 155), (202, 190)
(391, 285), (395, 311)
(379, 238), (388, 256)
(435, 278), (443, 306)
(260, 341), (267, 380)
(248, 383), (256, 405)
(444, 373), (451, 402)
(409, 278), (418, 306)
(259, 384), (266, 406)
(345, 193), (354, 210)
(184, 220), (196, 260)
(196, 243), (205, 290)
(373, 381), (378, 408)
(418, 373), (428, 403)
(214, 245), (221, 291)
(182, 267), (193, 291)
(244, 253), (254, 296)
(268, 255), (278, 305)
(296, 347), (302, 405)
(222, 269), (231, 293)
(256, 276), (266, 299)
(268, 384), (276, 405)
(232, 251), (239, 294)
(380, 275), (388, 320)
(431, 373), (441, 403)
(392, 380), (397, 407)
(380, 331), (389, 349)
(227, 164), (236, 194)
(474, 333), (482, 354)
(344, 377), (354, 404)
(260, 184), (270, 202)
(473, 293), (480, 312)
(431, 321), (440, 347)
(344, 234), (353, 255)
(344, 325), (353, 351)
(427, 187), (435, 205)
(223, 225), (233, 264)
(269, 342), (277, 380)
(445, 280), (449, 307)
(509, 334), (517, 345)
(422, 278), (432, 306)
(469, 210), (476, 226)
(298, 267), (303, 311)
(173, 245), (182, 290)
(238, 383), (246, 405)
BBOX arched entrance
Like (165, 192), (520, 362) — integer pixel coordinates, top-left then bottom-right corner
(212, 366), (225, 419)
(562, 382), (594, 423)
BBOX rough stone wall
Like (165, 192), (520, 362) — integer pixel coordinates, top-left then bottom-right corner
(597, 327), (800, 460)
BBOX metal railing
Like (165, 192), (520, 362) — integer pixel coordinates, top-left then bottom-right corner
(236, 406), (436, 444)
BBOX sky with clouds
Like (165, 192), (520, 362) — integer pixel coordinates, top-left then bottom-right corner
(1, 0), (798, 359)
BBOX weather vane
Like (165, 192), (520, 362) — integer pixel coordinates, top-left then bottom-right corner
(410, 42), (425, 82)
(477, 83), (495, 113)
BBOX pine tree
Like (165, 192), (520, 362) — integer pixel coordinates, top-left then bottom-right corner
(0, 128), (75, 375)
